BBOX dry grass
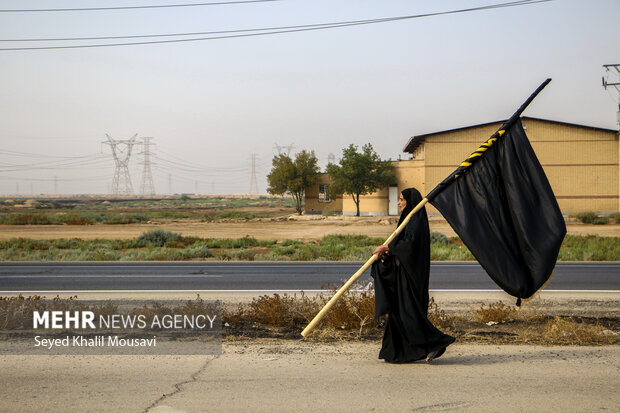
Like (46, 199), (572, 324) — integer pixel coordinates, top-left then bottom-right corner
(0, 294), (85, 329)
(222, 289), (381, 340)
(522, 316), (619, 345)
(2, 295), (618, 345)
(223, 296), (620, 345)
(472, 301), (515, 324)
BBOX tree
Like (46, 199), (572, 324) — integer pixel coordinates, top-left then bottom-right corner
(327, 143), (395, 217)
(267, 150), (320, 215)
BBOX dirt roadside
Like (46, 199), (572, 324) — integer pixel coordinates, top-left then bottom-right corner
(0, 342), (618, 413)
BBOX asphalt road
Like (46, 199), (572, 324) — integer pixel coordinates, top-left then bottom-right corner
(0, 261), (618, 292)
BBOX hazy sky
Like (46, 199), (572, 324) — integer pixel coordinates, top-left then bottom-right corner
(1, 0), (618, 195)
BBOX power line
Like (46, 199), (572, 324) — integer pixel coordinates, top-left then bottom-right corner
(2, 22), (354, 42)
(153, 156), (248, 174)
(0, 0), (553, 51)
(0, 174), (111, 182)
(0, 154), (110, 172)
(0, 149), (102, 159)
(0, 0), (281, 13)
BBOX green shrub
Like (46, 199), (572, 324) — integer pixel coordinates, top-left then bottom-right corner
(293, 245), (320, 261)
(591, 217), (608, 225)
(558, 235), (620, 261)
(57, 214), (97, 225)
(342, 246), (375, 261)
(254, 252), (291, 261)
(574, 211), (600, 224)
(431, 244), (475, 261)
(236, 248), (256, 261)
(182, 242), (213, 259)
(204, 235), (259, 249)
(104, 214), (147, 224)
(430, 231), (449, 245)
(216, 248), (255, 261)
(275, 246), (296, 255)
(136, 229), (182, 247)
(609, 212), (620, 224)
(281, 239), (302, 247)
(91, 247), (121, 261)
(0, 213), (53, 225)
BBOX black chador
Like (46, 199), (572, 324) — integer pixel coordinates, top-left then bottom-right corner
(371, 188), (454, 363)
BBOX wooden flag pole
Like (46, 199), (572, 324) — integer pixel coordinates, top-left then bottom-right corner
(301, 79), (553, 338)
(300, 197), (429, 337)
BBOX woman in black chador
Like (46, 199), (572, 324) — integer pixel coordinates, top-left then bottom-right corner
(371, 188), (455, 363)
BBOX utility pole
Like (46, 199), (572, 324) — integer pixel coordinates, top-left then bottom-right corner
(603, 64), (620, 126)
(602, 64), (620, 211)
(103, 134), (138, 195)
(139, 137), (156, 196)
(249, 153), (259, 194)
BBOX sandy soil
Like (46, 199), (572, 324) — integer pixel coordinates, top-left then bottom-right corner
(0, 218), (618, 240)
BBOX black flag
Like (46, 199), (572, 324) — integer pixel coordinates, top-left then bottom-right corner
(426, 79), (566, 301)
(428, 117), (566, 300)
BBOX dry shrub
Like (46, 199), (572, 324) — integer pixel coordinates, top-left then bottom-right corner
(0, 294), (83, 329)
(174, 295), (220, 317)
(472, 301), (515, 324)
(537, 316), (619, 345)
(224, 291), (455, 339)
(247, 293), (315, 327)
(231, 290), (379, 338)
(428, 297), (452, 330)
(321, 290), (376, 335)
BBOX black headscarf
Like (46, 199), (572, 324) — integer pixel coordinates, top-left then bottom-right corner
(388, 187), (430, 281)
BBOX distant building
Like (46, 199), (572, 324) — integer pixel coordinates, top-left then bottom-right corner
(305, 117), (619, 215)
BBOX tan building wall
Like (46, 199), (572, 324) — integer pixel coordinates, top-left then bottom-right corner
(308, 160), (427, 216)
(304, 174), (342, 214)
(342, 187), (390, 216)
(305, 117), (619, 215)
(414, 118), (619, 212)
(393, 159), (426, 196)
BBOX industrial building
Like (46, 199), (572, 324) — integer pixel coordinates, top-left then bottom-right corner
(305, 117), (619, 215)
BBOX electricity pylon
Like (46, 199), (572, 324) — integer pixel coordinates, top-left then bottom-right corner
(139, 137), (156, 195)
(103, 134), (138, 195)
(273, 143), (295, 156)
(249, 153), (259, 194)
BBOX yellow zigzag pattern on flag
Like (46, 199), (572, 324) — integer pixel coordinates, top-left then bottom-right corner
(455, 130), (505, 178)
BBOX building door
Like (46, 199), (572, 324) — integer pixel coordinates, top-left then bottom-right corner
(388, 186), (398, 216)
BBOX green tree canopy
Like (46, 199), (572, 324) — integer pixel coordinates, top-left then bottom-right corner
(327, 143), (395, 216)
(267, 150), (320, 215)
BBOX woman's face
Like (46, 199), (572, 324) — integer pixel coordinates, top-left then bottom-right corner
(398, 193), (407, 212)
